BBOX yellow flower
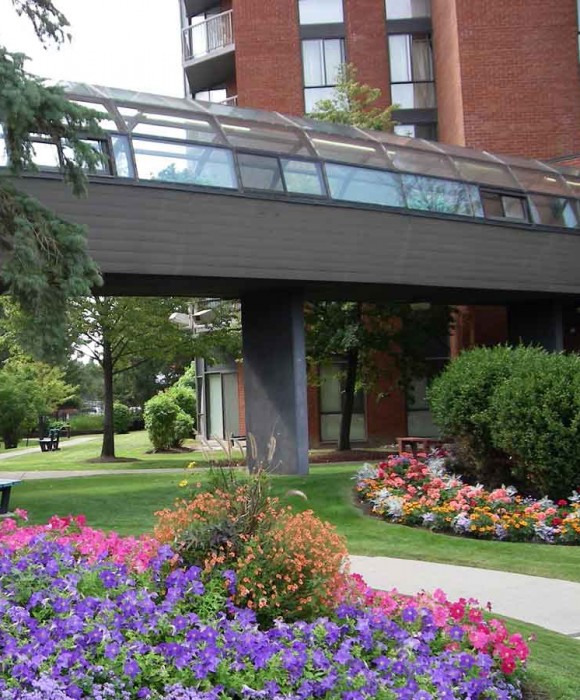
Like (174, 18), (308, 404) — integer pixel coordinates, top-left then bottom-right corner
(179, 479), (189, 488)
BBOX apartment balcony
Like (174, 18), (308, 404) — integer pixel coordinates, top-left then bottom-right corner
(182, 9), (235, 95)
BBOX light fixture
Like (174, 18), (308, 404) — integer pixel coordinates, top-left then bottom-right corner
(312, 138), (376, 153)
(223, 124), (252, 132)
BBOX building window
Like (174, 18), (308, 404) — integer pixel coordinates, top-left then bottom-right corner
(386, 0), (431, 20)
(298, 0), (344, 25)
(394, 123), (437, 140)
(195, 88), (227, 103)
(319, 363), (366, 442)
(302, 38), (345, 112)
(388, 33), (436, 109)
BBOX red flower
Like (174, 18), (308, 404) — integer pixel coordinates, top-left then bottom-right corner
(552, 517), (562, 526)
(557, 499), (568, 507)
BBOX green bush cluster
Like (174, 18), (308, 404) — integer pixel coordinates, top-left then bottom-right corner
(144, 386), (196, 451)
(428, 345), (580, 499)
(112, 402), (132, 434)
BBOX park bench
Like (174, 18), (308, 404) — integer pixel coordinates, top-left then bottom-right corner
(0, 479), (21, 515)
(396, 436), (445, 456)
(38, 427), (61, 452)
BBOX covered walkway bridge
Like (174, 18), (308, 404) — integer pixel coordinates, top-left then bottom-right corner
(3, 83), (580, 472)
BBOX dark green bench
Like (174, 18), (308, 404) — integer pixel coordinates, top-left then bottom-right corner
(0, 479), (21, 515)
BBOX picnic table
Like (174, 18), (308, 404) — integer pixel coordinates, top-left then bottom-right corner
(38, 427), (61, 452)
(396, 436), (445, 456)
(0, 479), (21, 515)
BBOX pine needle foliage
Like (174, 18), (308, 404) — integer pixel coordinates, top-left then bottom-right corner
(0, 2), (105, 360)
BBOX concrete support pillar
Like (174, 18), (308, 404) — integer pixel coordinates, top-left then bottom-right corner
(241, 290), (309, 475)
(507, 301), (564, 351)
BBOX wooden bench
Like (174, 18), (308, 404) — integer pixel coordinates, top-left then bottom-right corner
(0, 479), (21, 515)
(396, 437), (445, 456)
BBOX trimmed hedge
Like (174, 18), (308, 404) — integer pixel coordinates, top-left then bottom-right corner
(144, 393), (193, 451)
(428, 345), (580, 498)
(113, 402), (132, 434)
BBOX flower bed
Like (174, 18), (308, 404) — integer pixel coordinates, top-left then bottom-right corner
(355, 454), (580, 545)
(0, 519), (527, 699)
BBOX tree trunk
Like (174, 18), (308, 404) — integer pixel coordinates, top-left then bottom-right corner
(338, 347), (358, 451)
(101, 338), (115, 459)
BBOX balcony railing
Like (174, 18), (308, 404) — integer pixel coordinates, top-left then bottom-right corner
(221, 95), (238, 106)
(182, 9), (234, 62)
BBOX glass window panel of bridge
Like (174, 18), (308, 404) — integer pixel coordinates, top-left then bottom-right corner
(132, 114), (221, 144)
(385, 0), (431, 19)
(402, 175), (475, 216)
(69, 100), (118, 132)
(111, 135), (135, 178)
(529, 194), (578, 228)
(310, 134), (389, 168)
(325, 163), (404, 207)
(0, 127), (6, 166)
(63, 139), (110, 174)
(451, 156), (521, 189)
(133, 139), (237, 189)
(481, 191), (528, 222)
(281, 159), (325, 196)
(219, 119), (311, 156)
(238, 153), (284, 192)
(31, 141), (60, 170)
(298, 0), (344, 24)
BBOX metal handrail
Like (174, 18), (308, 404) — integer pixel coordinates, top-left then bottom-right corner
(221, 95), (238, 106)
(182, 9), (234, 62)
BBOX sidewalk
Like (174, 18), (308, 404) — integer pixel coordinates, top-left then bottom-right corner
(350, 554), (580, 637)
(0, 467), (184, 480)
(0, 436), (99, 461)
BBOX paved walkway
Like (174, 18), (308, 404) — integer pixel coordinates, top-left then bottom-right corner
(0, 436), (99, 461)
(350, 555), (580, 637)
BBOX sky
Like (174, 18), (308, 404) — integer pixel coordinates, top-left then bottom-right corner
(0, 0), (184, 96)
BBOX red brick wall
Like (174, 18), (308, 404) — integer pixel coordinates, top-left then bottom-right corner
(451, 0), (580, 159)
(231, 0), (305, 114)
(366, 388), (407, 442)
(344, 0), (390, 104)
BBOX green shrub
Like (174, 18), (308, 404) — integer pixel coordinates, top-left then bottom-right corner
(173, 410), (193, 447)
(428, 345), (580, 498)
(166, 386), (196, 422)
(69, 413), (104, 433)
(144, 393), (193, 451)
(427, 345), (522, 485)
(112, 402), (132, 434)
(489, 350), (580, 499)
(0, 374), (34, 448)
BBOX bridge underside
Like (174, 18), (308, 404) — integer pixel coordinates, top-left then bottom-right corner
(10, 176), (580, 473)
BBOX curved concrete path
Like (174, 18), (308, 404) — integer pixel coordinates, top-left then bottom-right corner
(350, 555), (580, 637)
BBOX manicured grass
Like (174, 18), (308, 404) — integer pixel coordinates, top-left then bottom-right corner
(9, 455), (580, 584)
(0, 431), (232, 472)
(493, 617), (580, 700)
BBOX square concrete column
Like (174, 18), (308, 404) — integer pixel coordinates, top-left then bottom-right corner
(241, 290), (309, 475)
(507, 301), (564, 351)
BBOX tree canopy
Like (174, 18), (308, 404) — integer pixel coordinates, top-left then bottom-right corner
(1, 0), (104, 360)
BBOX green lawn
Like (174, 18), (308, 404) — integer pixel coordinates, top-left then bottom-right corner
(0, 431), (232, 471)
(4, 437), (580, 700)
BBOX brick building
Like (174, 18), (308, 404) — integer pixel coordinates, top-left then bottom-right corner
(182, 0), (580, 445)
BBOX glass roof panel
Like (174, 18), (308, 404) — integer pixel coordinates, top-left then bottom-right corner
(217, 118), (312, 156)
(284, 114), (371, 141)
(203, 103), (292, 127)
(451, 157), (522, 189)
(508, 167), (571, 196)
(360, 129), (443, 152)
(386, 146), (459, 179)
(131, 114), (223, 144)
(309, 133), (389, 167)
